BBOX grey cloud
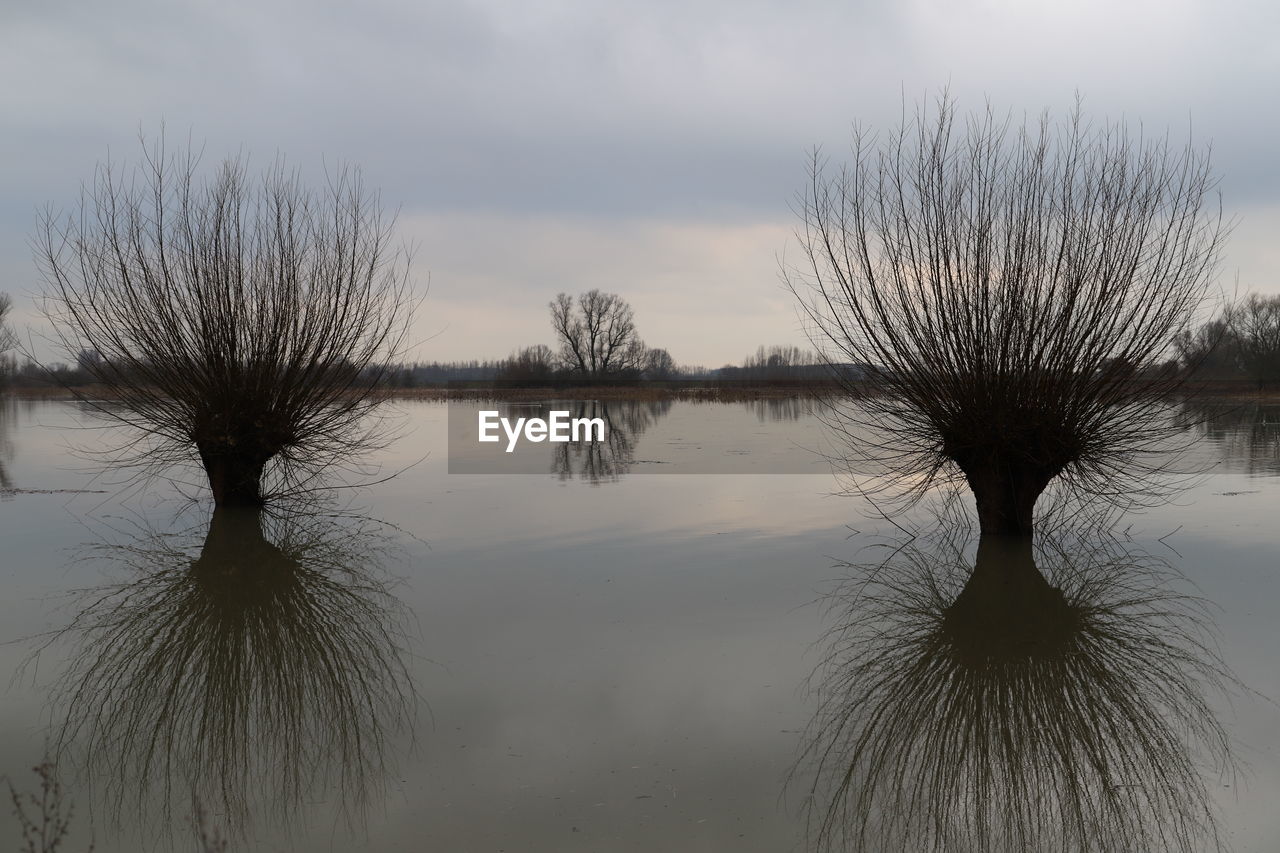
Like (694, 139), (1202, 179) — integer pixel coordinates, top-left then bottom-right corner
(3, 0), (1278, 361)
(6, 0), (1273, 216)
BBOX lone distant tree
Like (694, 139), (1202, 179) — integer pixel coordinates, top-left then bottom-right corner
(0, 293), (12, 345)
(37, 142), (414, 505)
(789, 96), (1226, 535)
(550, 290), (647, 380)
(0, 293), (15, 383)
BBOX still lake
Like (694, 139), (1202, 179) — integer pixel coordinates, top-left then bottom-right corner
(1, 396), (1279, 851)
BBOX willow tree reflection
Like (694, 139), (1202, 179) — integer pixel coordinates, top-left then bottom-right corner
(797, 524), (1235, 853)
(47, 507), (417, 841)
(551, 399), (671, 483)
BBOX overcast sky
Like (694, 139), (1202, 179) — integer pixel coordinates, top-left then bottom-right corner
(3, 0), (1278, 367)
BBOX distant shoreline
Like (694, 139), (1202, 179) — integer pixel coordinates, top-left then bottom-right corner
(2, 382), (844, 403)
(7, 380), (1280, 404)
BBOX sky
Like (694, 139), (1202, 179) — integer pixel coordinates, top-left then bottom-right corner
(3, 0), (1278, 368)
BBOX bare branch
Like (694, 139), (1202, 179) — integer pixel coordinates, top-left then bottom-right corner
(549, 289), (647, 380)
(36, 138), (417, 505)
(786, 95), (1227, 534)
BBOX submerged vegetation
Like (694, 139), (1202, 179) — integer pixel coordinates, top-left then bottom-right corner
(6, 758), (231, 852)
(7, 760), (94, 853)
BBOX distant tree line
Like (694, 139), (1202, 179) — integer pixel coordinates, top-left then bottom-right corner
(0, 278), (851, 393)
(714, 344), (852, 382)
(0, 292), (850, 390)
(414, 290), (826, 387)
(15, 281), (1280, 394)
(1175, 294), (1280, 385)
(6, 347), (833, 389)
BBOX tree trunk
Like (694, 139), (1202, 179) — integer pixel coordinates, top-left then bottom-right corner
(962, 461), (1057, 536)
(198, 446), (270, 507)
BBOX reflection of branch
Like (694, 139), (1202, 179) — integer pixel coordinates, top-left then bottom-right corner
(0, 394), (14, 494)
(742, 397), (809, 422)
(547, 400), (672, 483)
(46, 508), (417, 841)
(797, 525), (1235, 853)
(1178, 398), (1280, 473)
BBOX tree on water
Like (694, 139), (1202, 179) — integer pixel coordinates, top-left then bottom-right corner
(37, 140), (415, 505)
(788, 96), (1226, 535)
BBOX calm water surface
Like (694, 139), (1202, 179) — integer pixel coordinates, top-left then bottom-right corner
(1, 397), (1279, 851)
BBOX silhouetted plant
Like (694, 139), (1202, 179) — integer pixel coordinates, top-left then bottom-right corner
(795, 522), (1235, 852)
(496, 344), (559, 385)
(7, 760), (94, 853)
(5, 759), (237, 852)
(36, 139), (415, 505)
(550, 290), (648, 380)
(1173, 316), (1244, 379)
(0, 292), (16, 383)
(1227, 293), (1280, 386)
(788, 95), (1227, 534)
(642, 347), (676, 380)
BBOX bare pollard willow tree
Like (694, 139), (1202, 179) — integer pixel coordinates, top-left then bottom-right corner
(550, 289), (648, 379)
(788, 98), (1226, 535)
(37, 143), (414, 505)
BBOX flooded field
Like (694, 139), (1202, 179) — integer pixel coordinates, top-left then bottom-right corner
(1, 396), (1279, 851)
